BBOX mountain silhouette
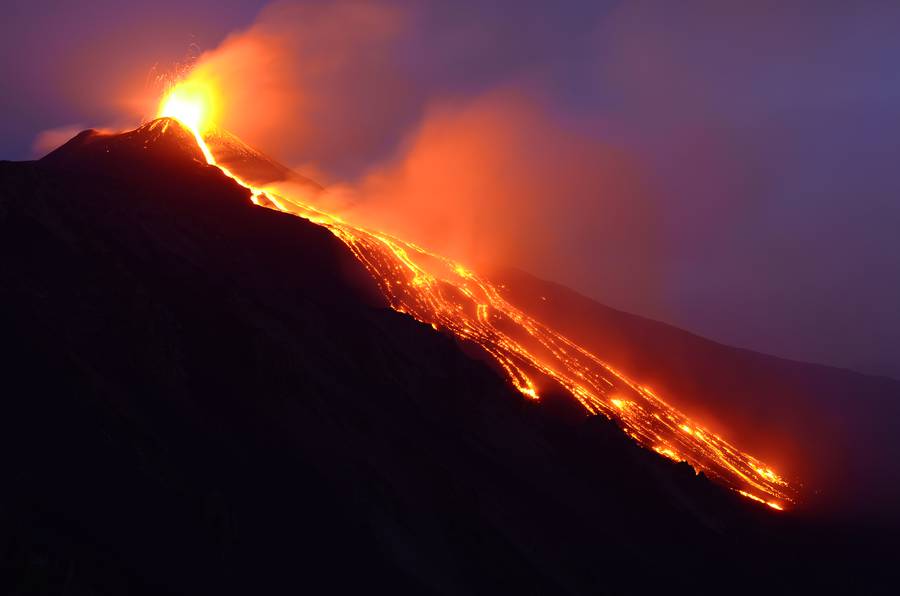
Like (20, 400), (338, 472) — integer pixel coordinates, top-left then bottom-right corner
(0, 119), (896, 594)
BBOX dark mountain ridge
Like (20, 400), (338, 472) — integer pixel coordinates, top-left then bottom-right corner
(0, 119), (896, 593)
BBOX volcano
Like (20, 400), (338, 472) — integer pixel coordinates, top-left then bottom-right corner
(0, 119), (897, 594)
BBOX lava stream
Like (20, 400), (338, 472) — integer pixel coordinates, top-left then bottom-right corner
(157, 88), (794, 509)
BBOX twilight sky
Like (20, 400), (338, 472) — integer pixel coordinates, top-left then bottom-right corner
(3, 0), (899, 380)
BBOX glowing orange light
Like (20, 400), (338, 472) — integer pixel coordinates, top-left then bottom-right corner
(151, 74), (794, 512)
(654, 446), (681, 461)
(738, 490), (784, 511)
(156, 79), (266, 206)
(157, 79), (217, 134)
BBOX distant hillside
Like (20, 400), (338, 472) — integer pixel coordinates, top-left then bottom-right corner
(492, 266), (900, 516)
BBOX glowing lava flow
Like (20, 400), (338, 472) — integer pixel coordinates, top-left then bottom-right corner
(157, 85), (794, 510)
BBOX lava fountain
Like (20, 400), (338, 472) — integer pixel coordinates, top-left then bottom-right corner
(157, 78), (794, 510)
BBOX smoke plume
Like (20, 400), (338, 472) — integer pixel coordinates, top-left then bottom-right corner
(175, 0), (663, 295)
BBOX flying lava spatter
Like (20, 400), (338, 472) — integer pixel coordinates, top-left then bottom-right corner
(156, 79), (794, 510)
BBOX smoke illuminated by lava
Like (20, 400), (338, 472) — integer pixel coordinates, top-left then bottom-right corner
(156, 75), (795, 510)
(158, 80), (217, 134)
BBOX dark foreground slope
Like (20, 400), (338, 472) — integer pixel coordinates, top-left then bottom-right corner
(0, 120), (895, 594)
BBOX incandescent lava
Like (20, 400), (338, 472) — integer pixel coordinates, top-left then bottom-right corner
(156, 79), (795, 509)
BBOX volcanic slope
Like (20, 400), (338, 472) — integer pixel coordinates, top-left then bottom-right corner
(0, 119), (895, 594)
(491, 267), (900, 517)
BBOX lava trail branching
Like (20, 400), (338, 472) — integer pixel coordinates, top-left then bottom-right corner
(156, 83), (794, 509)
